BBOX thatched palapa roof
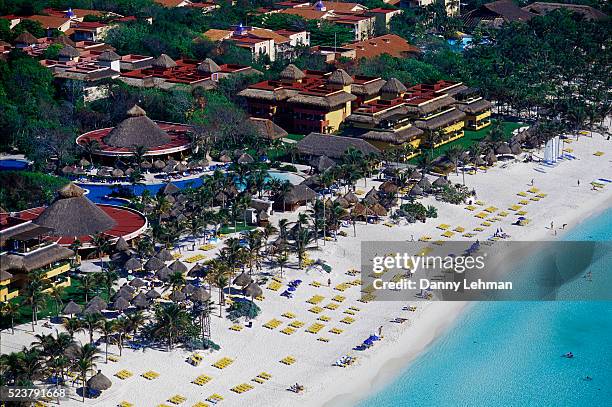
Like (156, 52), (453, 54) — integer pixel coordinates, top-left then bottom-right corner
(58, 45), (80, 58)
(87, 370), (112, 391)
(249, 117), (288, 140)
(287, 92), (356, 108)
(33, 183), (116, 237)
(414, 108), (466, 131)
(283, 185), (317, 205)
(297, 133), (380, 160)
(152, 53), (177, 69)
(197, 58), (220, 74)
(103, 105), (171, 148)
(327, 69), (353, 86)
(280, 64), (305, 80)
(380, 78), (407, 95)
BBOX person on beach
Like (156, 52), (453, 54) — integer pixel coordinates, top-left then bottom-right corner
(327, 278), (331, 287)
(550, 221), (554, 229)
(530, 179), (534, 186)
(562, 224), (567, 229)
(578, 180), (580, 186)
(378, 325), (383, 337)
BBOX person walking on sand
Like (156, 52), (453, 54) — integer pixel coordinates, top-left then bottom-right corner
(562, 223), (567, 229)
(530, 179), (534, 186)
(378, 325), (383, 337)
(578, 179), (580, 187)
(327, 278), (331, 287)
(550, 221), (554, 229)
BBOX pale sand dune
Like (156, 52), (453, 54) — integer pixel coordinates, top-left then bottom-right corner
(3, 125), (611, 407)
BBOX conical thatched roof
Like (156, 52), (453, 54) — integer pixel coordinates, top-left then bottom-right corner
(371, 203), (387, 216)
(88, 370), (112, 391)
(118, 284), (136, 295)
(15, 31), (37, 45)
(328, 69), (353, 86)
(344, 191), (359, 204)
(124, 257), (142, 271)
(162, 182), (179, 195)
(146, 288), (161, 299)
(233, 272), (252, 287)
(112, 296), (130, 311)
(152, 53), (177, 69)
(103, 105), (171, 148)
(169, 260), (187, 273)
(182, 284), (196, 296)
(155, 266), (172, 281)
(153, 159), (166, 170)
(352, 202), (375, 217)
(334, 196), (350, 208)
(129, 278), (146, 288)
(379, 180), (399, 194)
(155, 248), (174, 262)
(115, 237), (130, 252)
(495, 142), (512, 155)
(473, 155), (485, 166)
(88, 296), (108, 310)
(237, 153), (254, 164)
(485, 151), (497, 164)
(197, 58), (220, 74)
(409, 184), (423, 196)
(244, 282), (262, 298)
(140, 161), (152, 170)
(433, 176), (449, 187)
(98, 50), (120, 62)
(144, 256), (165, 271)
(34, 183), (115, 237)
(219, 154), (232, 163)
(310, 155), (336, 172)
(111, 168), (124, 177)
(170, 290), (186, 302)
(54, 35), (76, 47)
(191, 287), (211, 302)
(58, 45), (80, 58)
(510, 143), (523, 155)
(64, 343), (81, 360)
(83, 305), (101, 315)
(381, 78), (407, 95)
(280, 64), (305, 81)
(417, 177), (432, 190)
(408, 169), (421, 180)
(131, 292), (149, 308)
(63, 300), (82, 315)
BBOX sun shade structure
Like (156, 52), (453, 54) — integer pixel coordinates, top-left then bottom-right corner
(169, 260), (188, 273)
(129, 278), (146, 288)
(144, 256), (165, 271)
(63, 300), (82, 315)
(280, 64), (305, 81)
(155, 248), (175, 262)
(233, 272), (252, 287)
(103, 106), (171, 149)
(191, 287), (211, 302)
(327, 69), (353, 86)
(244, 282), (263, 298)
(33, 183), (116, 237)
(87, 370), (112, 391)
(88, 296), (108, 310)
(197, 58), (221, 74)
(112, 297), (130, 311)
(131, 292), (150, 308)
(152, 53), (177, 69)
(124, 257), (142, 271)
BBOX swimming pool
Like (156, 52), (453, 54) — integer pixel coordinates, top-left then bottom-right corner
(0, 159), (29, 171)
(78, 171), (303, 204)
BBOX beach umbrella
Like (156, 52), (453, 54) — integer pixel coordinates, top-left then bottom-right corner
(495, 142), (512, 155)
(111, 297), (130, 312)
(131, 292), (150, 309)
(144, 256), (165, 271)
(233, 272), (252, 287)
(409, 184), (423, 196)
(129, 278), (146, 288)
(124, 257), (142, 271)
(140, 161), (152, 170)
(182, 284), (196, 296)
(110, 251), (129, 265)
(155, 248), (174, 262)
(408, 169), (422, 180)
(176, 163), (188, 172)
(417, 177), (432, 190)
(219, 154), (232, 163)
(97, 168), (111, 177)
(162, 164), (175, 173)
(87, 370), (112, 391)
(243, 282), (262, 298)
(64, 343), (81, 360)
(510, 143), (523, 155)
(119, 284), (136, 294)
(188, 264), (205, 278)
(115, 237), (130, 252)
(191, 287), (211, 303)
(169, 260), (187, 273)
(170, 290), (186, 302)
(433, 176), (449, 187)
(473, 156), (486, 166)
(63, 300), (82, 316)
(111, 168), (124, 177)
(79, 158), (90, 168)
(153, 159), (165, 170)
(237, 153), (254, 164)
(344, 192), (358, 205)
(146, 289), (161, 299)
(114, 291), (133, 302)
(88, 296), (107, 310)
(335, 196), (350, 209)
(155, 266), (172, 281)
(83, 305), (101, 315)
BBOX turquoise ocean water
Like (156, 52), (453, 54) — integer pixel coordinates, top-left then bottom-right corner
(358, 207), (612, 407)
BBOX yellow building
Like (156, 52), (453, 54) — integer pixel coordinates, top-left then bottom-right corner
(454, 91), (492, 130)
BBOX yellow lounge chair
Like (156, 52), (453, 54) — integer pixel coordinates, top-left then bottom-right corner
(115, 370), (133, 380)
(340, 317), (355, 324)
(289, 320), (305, 328)
(418, 236), (432, 241)
(119, 402), (134, 407)
(310, 281), (322, 287)
(593, 151), (604, 156)
(517, 191), (527, 197)
(267, 281), (282, 291)
(317, 315), (331, 322)
(475, 212), (488, 219)
(281, 327), (296, 335)
(473, 227), (485, 232)
(437, 224), (450, 230)
(263, 318), (282, 329)
(509, 204), (522, 211)
(229, 324), (243, 331)
(142, 371), (160, 380)
(280, 356), (297, 365)
(517, 210), (528, 216)
(306, 323), (326, 334)
(168, 394), (186, 404)
(332, 295), (346, 303)
(192, 403), (210, 407)
(193, 375), (212, 386)
(318, 337), (330, 342)
(309, 306), (324, 314)
(282, 311), (296, 319)
(206, 394), (223, 404)
(518, 200), (529, 205)
(484, 206), (497, 213)
(324, 302), (340, 310)
(306, 295), (325, 304)
(441, 231), (455, 238)
(212, 357), (234, 369)
(329, 327), (344, 335)
(454, 226), (465, 233)
(465, 205), (477, 211)
(475, 200), (485, 206)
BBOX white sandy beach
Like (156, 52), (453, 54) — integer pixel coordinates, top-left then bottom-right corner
(3, 125), (611, 407)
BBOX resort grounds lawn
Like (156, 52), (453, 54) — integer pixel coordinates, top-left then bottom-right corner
(410, 121), (524, 163)
(285, 133), (306, 142)
(220, 224), (255, 234)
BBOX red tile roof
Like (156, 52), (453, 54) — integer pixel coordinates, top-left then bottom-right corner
(346, 34), (420, 59)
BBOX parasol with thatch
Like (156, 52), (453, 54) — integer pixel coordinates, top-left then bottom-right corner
(433, 176), (449, 187)
(88, 296), (107, 310)
(233, 272), (252, 287)
(409, 184), (423, 196)
(111, 297), (130, 312)
(169, 260), (187, 273)
(155, 248), (174, 262)
(153, 159), (166, 170)
(104, 105), (170, 149)
(144, 256), (165, 271)
(87, 370), (112, 391)
(115, 237), (130, 252)
(146, 289), (161, 299)
(33, 183), (115, 237)
(129, 278), (146, 288)
(495, 142), (512, 156)
(344, 192), (358, 205)
(63, 300), (82, 316)
(131, 292), (149, 308)
(244, 282), (262, 298)
(191, 287), (211, 302)
(155, 266), (172, 281)
(124, 257), (142, 271)
(170, 290), (186, 302)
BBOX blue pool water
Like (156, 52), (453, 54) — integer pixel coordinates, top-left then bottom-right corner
(0, 159), (29, 171)
(359, 207), (612, 407)
(79, 171), (302, 205)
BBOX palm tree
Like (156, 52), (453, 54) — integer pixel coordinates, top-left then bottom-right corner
(294, 228), (313, 269)
(164, 271), (186, 293)
(114, 317), (130, 356)
(81, 139), (100, 165)
(2, 301), (19, 334)
(24, 270), (49, 331)
(63, 317), (84, 339)
(98, 320), (116, 363)
(100, 268), (118, 302)
(151, 303), (192, 351)
(277, 180), (292, 212)
(130, 145), (149, 169)
(48, 286), (65, 317)
(125, 311), (146, 338)
(445, 145), (465, 176)
(79, 274), (96, 304)
(73, 343), (101, 402)
(83, 313), (103, 344)
(207, 260), (230, 317)
(275, 252), (289, 278)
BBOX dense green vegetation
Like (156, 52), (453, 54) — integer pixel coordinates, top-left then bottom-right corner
(0, 171), (69, 211)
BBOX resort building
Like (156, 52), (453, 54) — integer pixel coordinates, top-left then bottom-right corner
(0, 218), (74, 301)
(454, 87), (492, 130)
(462, 0), (534, 30)
(238, 65), (359, 134)
(203, 25), (310, 62)
(521, 2), (608, 21)
(76, 105), (193, 161)
(296, 132), (380, 160)
(120, 53), (259, 90)
(3, 184), (147, 251)
(344, 34), (421, 60)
